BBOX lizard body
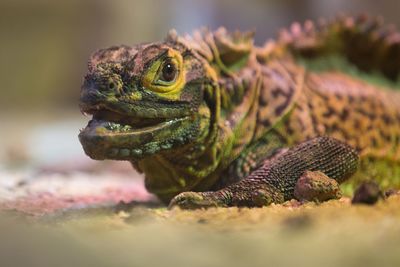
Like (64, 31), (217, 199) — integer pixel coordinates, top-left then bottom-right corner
(79, 15), (400, 208)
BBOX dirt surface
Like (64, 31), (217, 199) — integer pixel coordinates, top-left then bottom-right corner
(0, 169), (399, 267)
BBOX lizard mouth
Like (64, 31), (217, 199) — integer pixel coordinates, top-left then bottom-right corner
(78, 107), (190, 160)
(85, 109), (173, 134)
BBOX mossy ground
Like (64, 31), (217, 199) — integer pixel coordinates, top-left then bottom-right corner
(341, 159), (400, 196)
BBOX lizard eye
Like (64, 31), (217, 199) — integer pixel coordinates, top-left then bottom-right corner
(159, 59), (177, 83)
(142, 49), (185, 94)
(154, 58), (179, 86)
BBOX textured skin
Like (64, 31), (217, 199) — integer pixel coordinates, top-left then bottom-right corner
(79, 15), (400, 209)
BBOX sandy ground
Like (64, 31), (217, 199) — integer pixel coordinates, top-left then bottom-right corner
(0, 168), (399, 267)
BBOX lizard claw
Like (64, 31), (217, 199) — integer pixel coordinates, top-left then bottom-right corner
(168, 192), (222, 210)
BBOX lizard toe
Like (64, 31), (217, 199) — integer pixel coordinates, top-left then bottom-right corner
(168, 192), (220, 210)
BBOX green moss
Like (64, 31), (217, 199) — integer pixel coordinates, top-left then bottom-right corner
(341, 158), (400, 196)
(297, 55), (400, 90)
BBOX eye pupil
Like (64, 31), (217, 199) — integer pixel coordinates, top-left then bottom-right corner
(161, 61), (177, 82)
(109, 82), (115, 89)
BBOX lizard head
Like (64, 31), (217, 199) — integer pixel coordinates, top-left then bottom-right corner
(79, 39), (218, 161)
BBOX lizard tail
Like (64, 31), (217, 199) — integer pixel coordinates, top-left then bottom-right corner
(277, 14), (400, 81)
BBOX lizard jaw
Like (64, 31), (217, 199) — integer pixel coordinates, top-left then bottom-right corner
(79, 108), (192, 160)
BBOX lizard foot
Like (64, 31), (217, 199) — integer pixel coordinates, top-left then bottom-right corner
(294, 170), (342, 202)
(168, 192), (228, 210)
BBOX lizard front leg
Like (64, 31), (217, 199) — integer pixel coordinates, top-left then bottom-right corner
(169, 136), (359, 209)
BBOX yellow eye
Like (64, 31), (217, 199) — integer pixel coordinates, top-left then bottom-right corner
(142, 49), (185, 96)
(155, 58), (179, 85)
(159, 59), (178, 82)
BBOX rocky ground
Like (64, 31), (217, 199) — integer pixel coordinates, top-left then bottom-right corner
(0, 165), (399, 267)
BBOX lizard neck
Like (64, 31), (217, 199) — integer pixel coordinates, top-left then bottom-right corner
(137, 65), (262, 201)
(190, 62), (266, 191)
(137, 109), (232, 203)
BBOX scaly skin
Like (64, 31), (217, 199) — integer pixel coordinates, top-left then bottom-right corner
(79, 15), (400, 209)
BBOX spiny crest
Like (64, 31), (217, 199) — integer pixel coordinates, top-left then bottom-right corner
(168, 27), (254, 73)
(276, 14), (389, 52)
(273, 14), (400, 80)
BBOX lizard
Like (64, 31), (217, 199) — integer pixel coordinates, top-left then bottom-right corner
(78, 15), (400, 209)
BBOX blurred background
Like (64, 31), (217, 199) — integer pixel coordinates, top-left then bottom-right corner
(1, 0), (400, 169)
